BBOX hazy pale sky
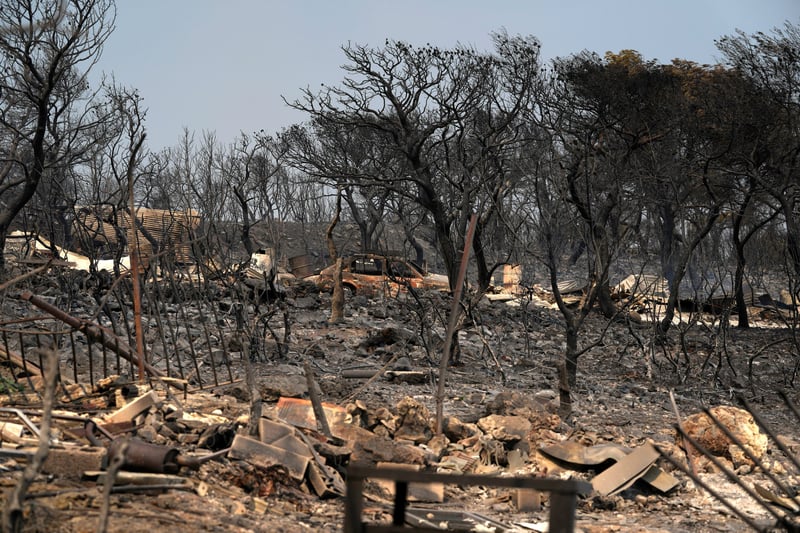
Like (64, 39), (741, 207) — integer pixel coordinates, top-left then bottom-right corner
(94, 1), (800, 152)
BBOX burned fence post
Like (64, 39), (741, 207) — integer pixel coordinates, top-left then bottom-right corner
(344, 465), (591, 533)
(435, 213), (477, 436)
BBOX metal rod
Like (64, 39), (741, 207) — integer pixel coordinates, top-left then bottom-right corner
(653, 443), (768, 532)
(208, 299), (233, 383)
(100, 328), (108, 378)
(20, 291), (164, 379)
(740, 396), (800, 475)
(170, 277), (203, 386)
(778, 390), (800, 424)
(67, 329), (78, 384)
(674, 424), (789, 527)
(79, 331), (90, 388)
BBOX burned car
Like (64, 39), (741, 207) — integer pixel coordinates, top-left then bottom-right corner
(312, 253), (450, 296)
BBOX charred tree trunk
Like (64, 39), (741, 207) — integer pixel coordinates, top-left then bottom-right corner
(421, 184), (458, 291)
(564, 164), (619, 318)
(326, 190), (341, 263)
(0, 156), (42, 276)
(234, 186), (256, 257)
(782, 195), (800, 286)
(593, 227), (617, 318)
(398, 205), (426, 266)
(327, 189), (344, 323)
(730, 179), (779, 328)
(557, 321), (579, 419)
(408, 233), (425, 267)
(732, 208), (750, 328)
(544, 224), (594, 419)
(659, 203), (677, 287)
(329, 258), (344, 324)
(343, 190), (374, 252)
(472, 225), (492, 293)
(733, 262), (749, 328)
(658, 206), (720, 338)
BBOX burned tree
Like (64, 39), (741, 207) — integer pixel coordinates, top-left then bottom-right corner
(0, 0), (116, 274)
(224, 133), (284, 258)
(286, 30), (545, 295)
(716, 23), (800, 300)
(281, 120), (394, 255)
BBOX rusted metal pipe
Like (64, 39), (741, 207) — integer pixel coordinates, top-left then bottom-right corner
(84, 420), (110, 447)
(435, 213), (478, 436)
(20, 290), (164, 378)
(108, 437), (181, 474)
(85, 420), (229, 474)
(174, 447), (231, 468)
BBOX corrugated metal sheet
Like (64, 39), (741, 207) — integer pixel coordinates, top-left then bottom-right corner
(556, 279), (585, 294)
(614, 273), (758, 307)
(614, 274), (669, 301)
(676, 277), (758, 308)
(73, 206), (200, 266)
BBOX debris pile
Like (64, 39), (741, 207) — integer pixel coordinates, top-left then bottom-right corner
(1, 244), (799, 531)
(2, 345), (800, 531)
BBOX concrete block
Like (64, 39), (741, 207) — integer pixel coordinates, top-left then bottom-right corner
(42, 446), (106, 480)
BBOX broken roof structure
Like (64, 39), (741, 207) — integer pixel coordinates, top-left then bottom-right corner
(72, 205), (201, 268)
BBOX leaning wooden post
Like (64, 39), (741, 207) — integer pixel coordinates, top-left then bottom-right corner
(435, 214), (477, 436)
(327, 188), (344, 324)
(129, 237), (146, 384)
(126, 133), (147, 384)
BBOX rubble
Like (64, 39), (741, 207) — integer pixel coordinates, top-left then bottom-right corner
(0, 342), (796, 533)
(539, 441), (680, 496)
(394, 396), (434, 444)
(1, 244), (799, 532)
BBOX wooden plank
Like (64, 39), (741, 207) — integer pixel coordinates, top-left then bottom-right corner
(229, 434), (309, 481)
(104, 390), (159, 424)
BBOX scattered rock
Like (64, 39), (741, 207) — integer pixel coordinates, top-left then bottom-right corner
(292, 296), (319, 309)
(680, 405), (768, 467)
(477, 414), (532, 442)
(486, 390), (547, 418)
(392, 356), (413, 371)
(442, 415), (481, 442)
(259, 374), (307, 401)
(394, 396), (433, 444)
(358, 327), (416, 353)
